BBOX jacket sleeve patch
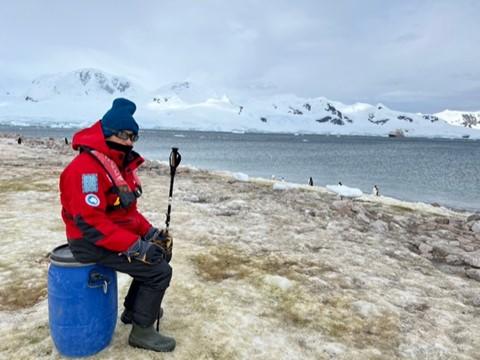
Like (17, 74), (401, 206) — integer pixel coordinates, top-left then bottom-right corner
(85, 194), (101, 207)
(82, 174), (98, 193)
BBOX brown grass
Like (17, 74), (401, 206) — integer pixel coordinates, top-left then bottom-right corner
(0, 280), (47, 310)
(191, 246), (252, 281)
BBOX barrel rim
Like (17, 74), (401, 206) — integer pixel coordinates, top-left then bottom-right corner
(49, 243), (94, 266)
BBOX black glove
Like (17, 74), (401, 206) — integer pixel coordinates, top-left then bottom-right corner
(123, 238), (165, 264)
(143, 227), (173, 261)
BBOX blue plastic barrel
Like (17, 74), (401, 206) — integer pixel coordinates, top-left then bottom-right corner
(48, 244), (117, 357)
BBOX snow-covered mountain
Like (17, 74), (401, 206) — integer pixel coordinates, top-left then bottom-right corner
(434, 110), (480, 130)
(146, 83), (479, 138)
(24, 68), (139, 101)
(152, 81), (220, 104)
(1, 68), (479, 139)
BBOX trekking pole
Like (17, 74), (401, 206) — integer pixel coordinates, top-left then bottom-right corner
(157, 147), (181, 332)
(165, 147), (181, 231)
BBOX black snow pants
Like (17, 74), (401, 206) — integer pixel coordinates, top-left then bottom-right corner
(69, 241), (172, 327)
(98, 253), (172, 327)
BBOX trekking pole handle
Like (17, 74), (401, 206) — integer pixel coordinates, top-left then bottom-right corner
(169, 147), (181, 172)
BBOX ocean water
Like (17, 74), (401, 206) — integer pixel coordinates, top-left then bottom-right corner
(3, 125), (480, 211)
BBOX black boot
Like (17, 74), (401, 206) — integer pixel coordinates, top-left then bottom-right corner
(129, 322), (176, 352)
(121, 307), (163, 325)
(128, 286), (173, 351)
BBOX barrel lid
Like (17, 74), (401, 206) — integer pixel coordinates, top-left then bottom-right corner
(50, 244), (79, 263)
(50, 244), (94, 267)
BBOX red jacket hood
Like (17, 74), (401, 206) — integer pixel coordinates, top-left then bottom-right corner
(72, 120), (144, 169)
(72, 121), (110, 154)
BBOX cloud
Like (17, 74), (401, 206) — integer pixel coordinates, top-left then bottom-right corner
(0, 0), (479, 112)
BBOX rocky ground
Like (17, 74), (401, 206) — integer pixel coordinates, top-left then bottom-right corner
(1, 133), (480, 359)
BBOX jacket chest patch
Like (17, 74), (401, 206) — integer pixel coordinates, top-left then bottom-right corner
(82, 174), (98, 193)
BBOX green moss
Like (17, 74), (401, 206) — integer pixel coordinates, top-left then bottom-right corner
(0, 179), (54, 193)
(274, 287), (317, 327)
(191, 246), (335, 283)
(390, 204), (414, 214)
(274, 292), (401, 352)
(257, 256), (335, 280)
(191, 245), (401, 354)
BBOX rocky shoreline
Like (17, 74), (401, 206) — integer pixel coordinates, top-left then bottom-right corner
(330, 197), (480, 284)
(1, 132), (480, 359)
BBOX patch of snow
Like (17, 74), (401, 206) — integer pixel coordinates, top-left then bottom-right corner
(263, 275), (293, 290)
(272, 182), (300, 191)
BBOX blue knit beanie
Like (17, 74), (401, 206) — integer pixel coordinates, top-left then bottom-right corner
(101, 98), (139, 137)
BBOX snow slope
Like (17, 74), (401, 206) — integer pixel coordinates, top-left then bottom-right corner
(435, 110), (480, 130)
(0, 68), (479, 139)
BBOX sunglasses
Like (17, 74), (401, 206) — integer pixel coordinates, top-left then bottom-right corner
(106, 128), (139, 142)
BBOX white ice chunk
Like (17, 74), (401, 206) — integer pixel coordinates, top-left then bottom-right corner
(326, 184), (363, 198)
(233, 172), (249, 181)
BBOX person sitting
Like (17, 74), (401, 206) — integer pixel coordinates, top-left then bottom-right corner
(59, 98), (176, 352)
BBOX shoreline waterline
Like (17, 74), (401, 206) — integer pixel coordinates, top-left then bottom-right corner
(199, 166), (471, 216)
(2, 122), (480, 139)
(1, 128), (471, 214)
(1, 126), (479, 212)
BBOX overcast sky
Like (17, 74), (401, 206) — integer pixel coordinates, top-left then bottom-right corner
(1, 0), (479, 112)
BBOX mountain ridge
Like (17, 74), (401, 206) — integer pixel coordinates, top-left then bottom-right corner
(1, 68), (479, 138)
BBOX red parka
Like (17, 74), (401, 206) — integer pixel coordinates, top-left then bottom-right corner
(60, 121), (152, 255)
